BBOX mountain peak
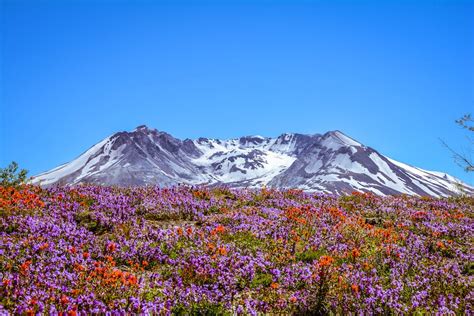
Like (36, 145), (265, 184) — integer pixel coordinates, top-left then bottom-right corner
(134, 125), (156, 133)
(323, 130), (362, 147)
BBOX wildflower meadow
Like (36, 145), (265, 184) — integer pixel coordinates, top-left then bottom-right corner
(1, 185), (473, 314)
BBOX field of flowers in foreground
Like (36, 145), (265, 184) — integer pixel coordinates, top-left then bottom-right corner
(0, 185), (473, 315)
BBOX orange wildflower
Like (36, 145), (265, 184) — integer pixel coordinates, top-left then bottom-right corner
(124, 273), (138, 286)
(318, 255), (334, 267)
(351, 284), (359, 294)
(207, 242), (215, 251)
(351, 248), (361, 258)
(218, 247), (228, 256)
(39, 243), (49, 251)
(270, 282), (279, 289)
(338, 275), (344, 286)
(73, 263), (85, 272)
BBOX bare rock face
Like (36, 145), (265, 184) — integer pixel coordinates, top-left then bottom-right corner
(33, 126), (473, 197)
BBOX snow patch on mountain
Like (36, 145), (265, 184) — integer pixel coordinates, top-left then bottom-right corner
(35, 137), (112, 185)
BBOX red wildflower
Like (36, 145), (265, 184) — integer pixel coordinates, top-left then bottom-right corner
(107, 243), (116, 252)
(412, 211), (427, 220)
(20, 260), (32, 275)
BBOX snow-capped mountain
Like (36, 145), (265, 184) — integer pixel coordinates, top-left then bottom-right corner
(32, 125), (473, 197)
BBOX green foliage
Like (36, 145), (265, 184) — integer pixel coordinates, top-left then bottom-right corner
(250, 272), (273, 288)
(204, 205), (221, 215)
(74, 210), (111, 234)
(172, 302), (230, 316)
(296, 248), (326, 263)
(142, 287), (164, 301)
(0, 161), (28, 187)
(211, 187), (236, 200)
(222, 231), (264, 254)
(462, 262), (474, 276)
(2, 223), (19, 233)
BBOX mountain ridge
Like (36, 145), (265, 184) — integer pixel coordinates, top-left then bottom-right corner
(32, 125), (473, 197)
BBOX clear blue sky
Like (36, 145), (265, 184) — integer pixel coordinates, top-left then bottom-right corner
(1, 0), (473, 184)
